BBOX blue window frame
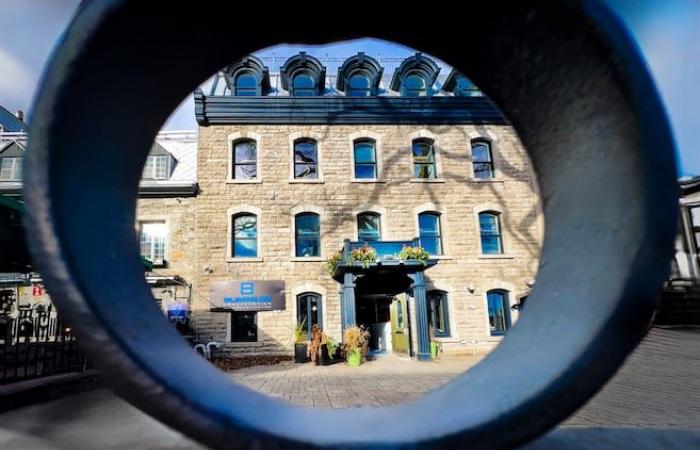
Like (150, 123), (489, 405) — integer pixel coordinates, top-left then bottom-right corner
(232, 140), (257, 180)
(418, 212), (443, 255)
(232, 213), (258, 258)
(357, 212), (381, 242)
(348, 74), (371, 97)
(412, 139), (437, 179)
(472, 140), (494, 179)
(293, 139), (318, 179)
(487, 290), (511, 335)
(234, 72), (257, 96)
(295, 213), (320, 257)
(353, 139), (377, 179)
(428, 290), (450, 337)
(402, 74), (426, 96)
(292, 73), (315, 96)
(297, 292), (322, 339)
(479, 212), (503, 254)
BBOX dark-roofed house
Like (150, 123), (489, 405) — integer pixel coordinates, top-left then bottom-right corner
(0, 106), (27, 133)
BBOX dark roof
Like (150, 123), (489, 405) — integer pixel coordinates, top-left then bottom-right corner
(0, 106), (27, 132)
(680, 175), (700, 196)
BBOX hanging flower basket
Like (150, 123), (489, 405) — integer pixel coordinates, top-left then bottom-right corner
(398, 246), (430, 265)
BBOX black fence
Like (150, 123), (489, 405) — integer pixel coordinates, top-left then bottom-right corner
(0, 303), (88, 384)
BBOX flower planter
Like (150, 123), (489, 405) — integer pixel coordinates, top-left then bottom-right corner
(346, 348), (362, 367)
(294, 342), (308, 363)
(317, 343), (341, 366)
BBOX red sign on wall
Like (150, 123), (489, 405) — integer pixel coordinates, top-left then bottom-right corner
(32, 285), (43, 296)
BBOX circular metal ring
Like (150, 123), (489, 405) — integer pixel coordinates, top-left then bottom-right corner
(23, 2), (678, 449)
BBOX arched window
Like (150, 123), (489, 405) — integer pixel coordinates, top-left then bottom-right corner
(412, 138), (437, 179)
(353, 139), (377, 179)
(348, 74), (371, 97)
(427, 290), (450, 337)
(471, 140), (494, 179)
(418, 212), (443, 255)
(295, 213), (320, 257)
(234, 72), (257, 96)
(232, 213), (258, 258)
(297, 292), (322, 339)
(293, 139), (318, 179)
(232, 139), (257, 180)
(292, 74), (316, 96)
(357, 212), (381, 242)
(487, 290), (511, 335)
(402, 74), (426, 96)
(479, 212), (503, 254)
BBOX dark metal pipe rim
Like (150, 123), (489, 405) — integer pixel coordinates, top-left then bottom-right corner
(22, 1), (678, 449)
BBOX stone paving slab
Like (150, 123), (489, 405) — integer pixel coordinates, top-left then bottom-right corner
(0, 327), (698, 449)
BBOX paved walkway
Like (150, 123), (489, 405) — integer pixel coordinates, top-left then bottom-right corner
(0, 328), (698, 449)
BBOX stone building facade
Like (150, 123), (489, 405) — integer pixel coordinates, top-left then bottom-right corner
(191, 52), (543, 358)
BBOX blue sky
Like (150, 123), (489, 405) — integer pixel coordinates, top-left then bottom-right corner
(1, 0), (698, 176)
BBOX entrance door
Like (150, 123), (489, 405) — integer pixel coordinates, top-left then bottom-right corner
(390, 294), (409, 355)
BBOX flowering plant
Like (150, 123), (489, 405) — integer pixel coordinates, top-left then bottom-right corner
(326, 250), (345, 276)
(398, 246), (430, 265)
(350, 245), (377, 268)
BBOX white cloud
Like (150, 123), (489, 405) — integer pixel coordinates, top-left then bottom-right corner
(0, 48), (36, 112)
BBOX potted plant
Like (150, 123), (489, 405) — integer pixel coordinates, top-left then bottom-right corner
(350, 245), (377, 268)
(398, 245), (430, 265)
(293, 318), (308, 363)
(429, 326), (440, 359)
(326, 250), (345, 276)
(318, 333), (341, 366)
(343, 326), (369, 367)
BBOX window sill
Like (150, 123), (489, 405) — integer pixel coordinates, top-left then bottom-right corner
(226, 341), (263, 347)
(470, 178), (505, 183)
(433, 337), (458, 343)
(289, 179), (325, 184)
(429, 255), (453, 261)
(226, 257), (264, 263)
(478, 254), (514, 260)
(351, 178), (386, 183)
(410, 178), (446, 183)
(486, 334), (505, 342)
(227, 179), (262, 184)
(291, 257), (326, 262)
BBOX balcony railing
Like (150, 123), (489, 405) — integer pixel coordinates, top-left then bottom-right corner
(344, 238), (420, 262)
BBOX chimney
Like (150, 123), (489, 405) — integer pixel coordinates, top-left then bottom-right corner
(15, 110), (24, 122)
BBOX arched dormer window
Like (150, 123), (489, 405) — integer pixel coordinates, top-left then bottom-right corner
(223, 55), (270, 96)
(336, 52), (383, 97)
(443, 69), (480, 96)
(390, 53), (440, 97)
(281, 52), (326, 97)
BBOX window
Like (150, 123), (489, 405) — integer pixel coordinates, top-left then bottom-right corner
(418, 212), (443, 255)
(428, 290), (450, 337)
(230, 311), (257, 342)
(232, 140), (257, 180)
(292, 74), (315, 96)
(357, 212), (381, 242)
(297, 293), (322, 339)
(472, 140), (494, 179)
(479, 212), (503, 254)
(348, 74), (371, 97)
(235, 72), (257, 96)
(395, 300), (404, 328)
(293, 139), (318, 179)
(412, 139), (437, 179)
(295, 213), (320, 257)
(487, 290), (511, 335)
(143, 155), (170, 180)
(456, 77), (478, 96)
(139, 221), (167, 265)
(691, 207), (700, 253)
(402, 74), (426, 96)
(0, 157), (21, 181)
(353, 139), (377, 179)
(232, 213), (258, 258)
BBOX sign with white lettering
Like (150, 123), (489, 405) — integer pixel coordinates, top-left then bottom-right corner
(210, 280), (285, 311)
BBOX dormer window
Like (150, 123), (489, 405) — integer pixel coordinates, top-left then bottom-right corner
(143, 155), (170, 180)
(281, 52), (326, 97)
(390, 52), (440, 97)
(292, 74), (316, 97)
(222, 56), (270, 97)
(0, 157), (21, 181)
(443, 69), (481, 96)
(337, 52), (383, 97)
(235, 72), (258, 96)
(402, 74), (426, 97)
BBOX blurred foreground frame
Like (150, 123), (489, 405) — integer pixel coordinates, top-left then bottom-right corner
(22, 1), (679, 449)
